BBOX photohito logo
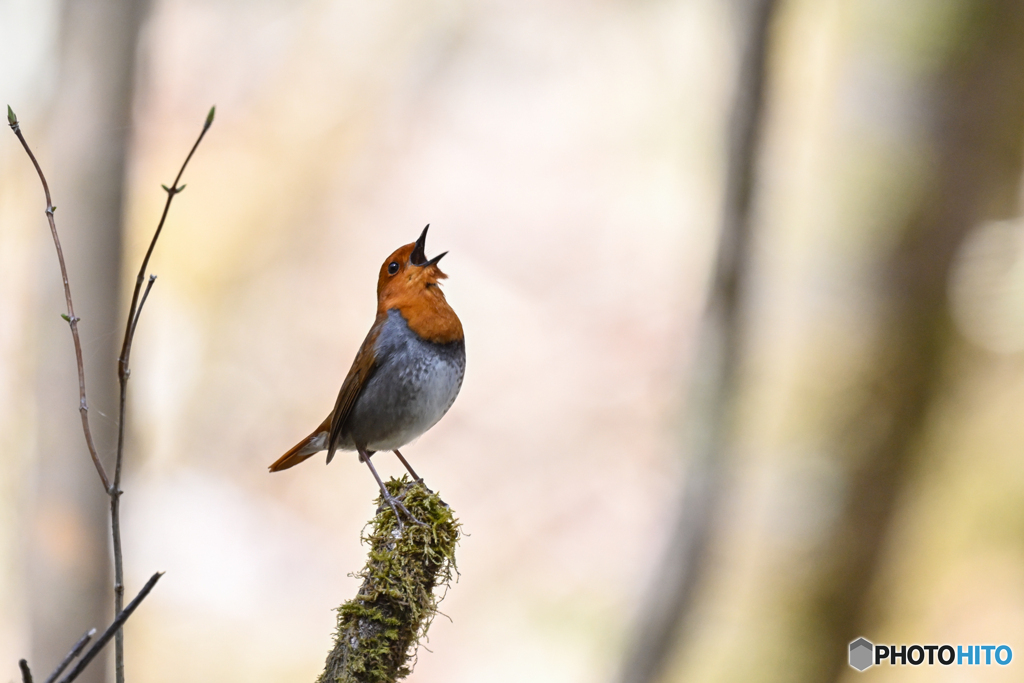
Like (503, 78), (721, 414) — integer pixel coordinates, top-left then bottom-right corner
(849, 637), (1012, 671)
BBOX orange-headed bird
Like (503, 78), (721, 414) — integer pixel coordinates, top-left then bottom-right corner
(270, 226), (464, 526)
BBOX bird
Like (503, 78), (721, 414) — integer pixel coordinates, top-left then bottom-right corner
(269, 225), (465, 527)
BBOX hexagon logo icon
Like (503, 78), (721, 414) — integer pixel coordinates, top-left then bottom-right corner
(849, 638), (874, 671)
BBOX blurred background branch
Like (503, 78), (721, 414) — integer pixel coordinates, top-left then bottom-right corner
(791, 1), (1024, 680)
(618, 1), (777, 681)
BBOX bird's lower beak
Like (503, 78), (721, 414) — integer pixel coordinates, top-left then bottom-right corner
(425, 251), (447, 267)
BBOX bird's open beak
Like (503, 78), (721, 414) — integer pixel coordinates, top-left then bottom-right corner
(410, 224), (447, 267)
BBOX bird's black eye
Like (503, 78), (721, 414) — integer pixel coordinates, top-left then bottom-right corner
(387, 261), (399, 275)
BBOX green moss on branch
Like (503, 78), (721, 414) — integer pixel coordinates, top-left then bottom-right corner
(318, 477), (460, 683)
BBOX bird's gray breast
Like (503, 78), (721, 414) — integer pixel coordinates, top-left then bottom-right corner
(344, 308), (465, 451)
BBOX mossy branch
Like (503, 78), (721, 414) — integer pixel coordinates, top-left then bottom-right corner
(319, 477), (460, 683)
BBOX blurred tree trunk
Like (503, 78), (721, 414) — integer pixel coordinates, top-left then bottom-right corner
(617, 1), (777, 682)
(790, 2), (1024, 681)
(624, 1), (1024, 682)
(29, 0), (148, 681)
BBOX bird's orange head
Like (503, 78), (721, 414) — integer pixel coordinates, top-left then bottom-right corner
(376, 225), (463, 344)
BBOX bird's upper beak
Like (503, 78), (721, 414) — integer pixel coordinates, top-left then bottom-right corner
(410, 224), (447, 267)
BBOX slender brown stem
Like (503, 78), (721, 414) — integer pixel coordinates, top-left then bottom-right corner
(117, 106), (213, 381)
(109, 106), (214, 683)
(6, 106), (110, 492)
(110, 485), (125, 683)
(55, 572), (163, 683)
(43, 629), (95, 683)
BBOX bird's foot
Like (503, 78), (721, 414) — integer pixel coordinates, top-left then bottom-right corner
(379, 489), (428, 530)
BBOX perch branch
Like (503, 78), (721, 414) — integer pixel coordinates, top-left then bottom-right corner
(318, 478), (460, 683)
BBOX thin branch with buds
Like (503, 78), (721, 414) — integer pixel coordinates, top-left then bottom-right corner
(6, 104), (110, 491)
(7, 103), (214, 683)
(108, 105), (214, 683)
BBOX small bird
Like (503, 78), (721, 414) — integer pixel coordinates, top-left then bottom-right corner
(269, 226), (465, 526)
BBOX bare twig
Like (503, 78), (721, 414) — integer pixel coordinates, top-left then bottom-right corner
(19, 659), (33, 683)
(8, 104), (214, 683)
(109, 106), (214, 683)
(44, 629), (95, 683)
(6, 105), (110, 492)
(55, 572), (163, 683)
(117, 105), (214, 381)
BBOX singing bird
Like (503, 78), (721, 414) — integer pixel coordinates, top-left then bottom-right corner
(269, 226), (465, 525)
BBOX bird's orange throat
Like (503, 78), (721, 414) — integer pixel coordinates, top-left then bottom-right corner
(374, 238), (463, 344)
(381, 287), (463, 344)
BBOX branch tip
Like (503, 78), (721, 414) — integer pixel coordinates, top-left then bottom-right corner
(54, 572), (163, 683)
(205, 105), (216, 129)
(19, 659), (33, 683)
(43, 628), (96, 683)
(7, 104), (17, 126)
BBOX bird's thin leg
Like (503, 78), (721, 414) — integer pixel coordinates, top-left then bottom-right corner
(359, 446), (425, 529)
(392, 449), (422, 483)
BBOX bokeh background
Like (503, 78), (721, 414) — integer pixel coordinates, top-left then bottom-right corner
(2, 1), (1024, 682)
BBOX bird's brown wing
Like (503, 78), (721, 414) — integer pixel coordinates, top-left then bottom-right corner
(268, 315), (385, 473)
(326, 315), (385, 463)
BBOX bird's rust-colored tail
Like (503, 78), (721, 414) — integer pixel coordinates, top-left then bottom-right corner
(268, 439), (315, 472)
(269, 420), (330, 472)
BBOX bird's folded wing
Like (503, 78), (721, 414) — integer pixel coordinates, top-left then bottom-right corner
(327, 315), (385, 458)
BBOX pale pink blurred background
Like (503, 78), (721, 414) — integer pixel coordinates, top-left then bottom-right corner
(4, 1), (1024, 683)
(2, 1), (727, 681)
